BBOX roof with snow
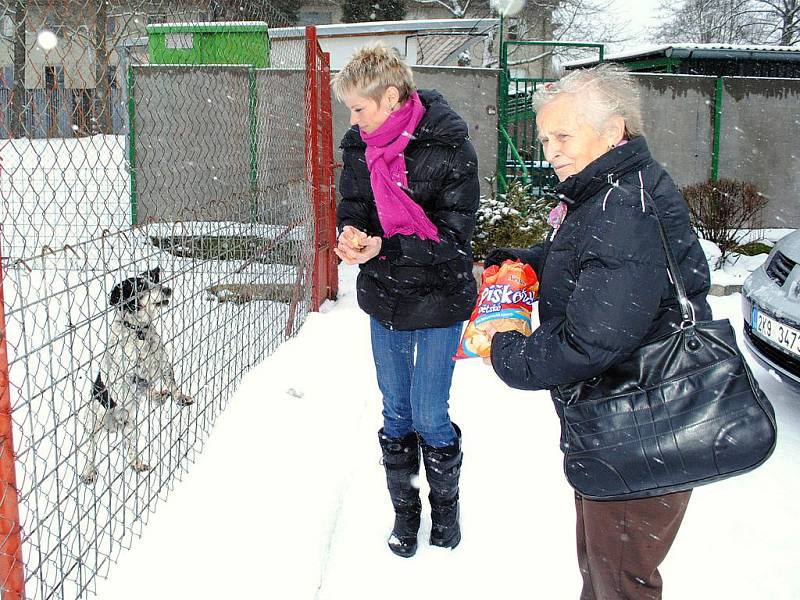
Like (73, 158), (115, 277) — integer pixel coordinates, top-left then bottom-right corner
(268, 18), (499, 39)
(147, 21), (269, 32)
(565, 43), (800, 78)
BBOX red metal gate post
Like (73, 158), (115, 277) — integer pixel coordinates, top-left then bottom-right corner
(0, 237), (25, 600)
(318, 50), (338, 301)
(305, 26), (324, 312)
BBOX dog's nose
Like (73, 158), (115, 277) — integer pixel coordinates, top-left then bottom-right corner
(162, 287), (172, 297)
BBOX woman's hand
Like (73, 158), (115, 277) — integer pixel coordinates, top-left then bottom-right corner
(481, 323), (498, 365)
(335, 225), (382, 265)
(338, 225), (366, 250)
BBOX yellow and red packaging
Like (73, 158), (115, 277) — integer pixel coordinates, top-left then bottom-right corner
(454, 260), (539, 359)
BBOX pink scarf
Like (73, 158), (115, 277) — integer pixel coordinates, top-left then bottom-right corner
(360, 92), (440, 242)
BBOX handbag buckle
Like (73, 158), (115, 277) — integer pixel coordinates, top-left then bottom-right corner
(681, 321), (703, 352)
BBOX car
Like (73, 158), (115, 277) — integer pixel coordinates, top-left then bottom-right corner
(741, 229), (800, 387)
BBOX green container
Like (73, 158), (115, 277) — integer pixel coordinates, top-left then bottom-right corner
(147, 21), (270, 67)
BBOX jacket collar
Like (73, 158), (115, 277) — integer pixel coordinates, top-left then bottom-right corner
(553, 136), (652, 208)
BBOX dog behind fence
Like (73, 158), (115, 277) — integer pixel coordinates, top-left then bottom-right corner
(0, 23), (336, 599)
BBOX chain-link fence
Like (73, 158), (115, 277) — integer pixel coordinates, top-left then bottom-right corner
(0, 3), (336, 598)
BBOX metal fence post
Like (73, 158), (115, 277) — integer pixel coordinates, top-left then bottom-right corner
(127, 65), (138, 225)
(305, 26), (323, 312)
(248, 66), (259, 224)
(319, 51), (338, 302)
(0, 236), (26, 600)
(496, 35), (509, 196)
(712, 76), (724, 182)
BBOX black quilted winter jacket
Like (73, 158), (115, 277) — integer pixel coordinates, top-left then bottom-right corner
(336, 89), (480, 331)
(489, 137), (712, 391)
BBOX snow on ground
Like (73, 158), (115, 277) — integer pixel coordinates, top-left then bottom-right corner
(93, 263), (800, 600)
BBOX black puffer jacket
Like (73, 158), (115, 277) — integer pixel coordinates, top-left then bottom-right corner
(337, 89), (480, 331)
(489, 137), (711, 390)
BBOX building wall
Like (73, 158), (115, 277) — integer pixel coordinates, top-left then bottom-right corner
(331, 66), (500, 202)
(632, 73), (716, 187)
(131, 66), (309, 225)
(632, 72), (799, 228)
(297, 3), (342, 25)
(132, 65), (253, 223)
(269, 25), (495, 70)
(0, 5), (122, 89)
(0, 0), (206, 89)
(719, 77), (800, 227)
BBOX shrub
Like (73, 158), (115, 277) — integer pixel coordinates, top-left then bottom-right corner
(682, 179), (768, 269)
(735, 241), (772, 256)
(471, 179), (555, 262)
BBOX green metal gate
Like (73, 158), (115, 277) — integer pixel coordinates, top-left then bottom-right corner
(496, 41), (605, 195)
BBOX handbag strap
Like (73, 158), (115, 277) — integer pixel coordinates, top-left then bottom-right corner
(611, 172), (695, 326)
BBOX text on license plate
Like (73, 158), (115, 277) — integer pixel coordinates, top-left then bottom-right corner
(752, 307), (800, 358)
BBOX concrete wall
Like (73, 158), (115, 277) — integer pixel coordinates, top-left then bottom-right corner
(253, 69), (308, 225)
(132, 64), (799, 229)
(631, 73), (800, 228)
(633, 73), (716, 188)
(331, 66), (499, 201)
(133, 65), (252, 223)
(132, 66), (308, 225)
(719, 77), (800, 228)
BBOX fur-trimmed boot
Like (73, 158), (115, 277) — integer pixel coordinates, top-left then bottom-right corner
(421, 423), (462, 549)
(379, 429), (421, 558)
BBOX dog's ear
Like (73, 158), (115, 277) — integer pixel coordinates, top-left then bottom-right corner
(111, 279), (140, 313)
(109, 282), (123, 307)
(145, 267), (161, 284)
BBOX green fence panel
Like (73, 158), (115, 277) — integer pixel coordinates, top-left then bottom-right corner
(497, 41), (604, 196)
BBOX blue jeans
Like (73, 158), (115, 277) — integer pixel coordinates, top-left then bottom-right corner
(370, 318), (462, 448)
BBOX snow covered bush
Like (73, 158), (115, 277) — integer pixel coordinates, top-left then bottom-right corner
(682, 179), (768, 269)
(471, 180), (555, 262)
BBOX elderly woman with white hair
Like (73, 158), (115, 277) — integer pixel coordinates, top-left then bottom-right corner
(484, 64), (712, 599)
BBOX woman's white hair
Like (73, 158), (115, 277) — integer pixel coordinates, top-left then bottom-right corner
(533, 63), (644, 139)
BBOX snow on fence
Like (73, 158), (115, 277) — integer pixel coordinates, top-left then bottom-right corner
(0, 22), (336, 600)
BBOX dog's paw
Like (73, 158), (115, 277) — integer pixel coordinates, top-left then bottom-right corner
(131, 460), (151, 473)
(81, 467), (98, 484)
(173, 392), (194, 407)
(147, 388), (169, 404)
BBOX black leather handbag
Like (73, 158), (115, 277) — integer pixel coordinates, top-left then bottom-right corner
(553, 194), (777, 501)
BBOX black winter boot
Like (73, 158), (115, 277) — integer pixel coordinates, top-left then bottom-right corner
(421, 423), (462, 549)
(378, 429), (421, 558)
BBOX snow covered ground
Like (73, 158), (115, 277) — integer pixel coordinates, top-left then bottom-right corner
(93, 261), (800, 600)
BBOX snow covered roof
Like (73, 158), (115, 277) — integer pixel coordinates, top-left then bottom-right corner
(147, 21), (269, 32)
(269, 18), (499, 39)
(566, 43), (800, 68)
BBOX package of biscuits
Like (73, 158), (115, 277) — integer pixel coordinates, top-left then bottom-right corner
(454, 259), (539, 360)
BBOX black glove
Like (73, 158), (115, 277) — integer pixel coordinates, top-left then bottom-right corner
(483, 248), (521, 269)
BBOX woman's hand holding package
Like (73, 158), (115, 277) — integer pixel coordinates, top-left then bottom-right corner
(453, 260), (539, 361)
(335, 225), (382, 265)
(481, 323), (498, 365)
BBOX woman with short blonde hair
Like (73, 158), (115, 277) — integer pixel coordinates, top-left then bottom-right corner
(332, 43), (415, 104)
(333, 43), (479, 558)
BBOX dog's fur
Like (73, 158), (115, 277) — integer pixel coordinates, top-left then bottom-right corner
(81, 267), (192, 483)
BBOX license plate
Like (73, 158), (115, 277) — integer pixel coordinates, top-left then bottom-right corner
(751, 307), (800, 359)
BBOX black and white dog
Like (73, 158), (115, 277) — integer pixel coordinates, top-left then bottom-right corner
(81, 267), (193, 483)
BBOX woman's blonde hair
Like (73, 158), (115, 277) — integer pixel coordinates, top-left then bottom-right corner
(533, 63), (644, 139)
(332, 42), (416, 104)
